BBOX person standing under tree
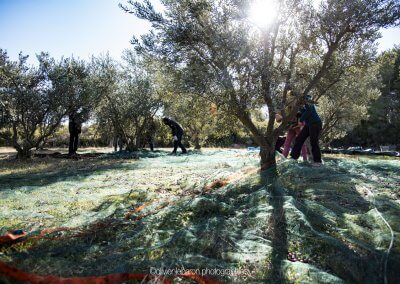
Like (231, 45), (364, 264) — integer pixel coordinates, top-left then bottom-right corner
(290, 95), (323, 165)
(275, 90), (307, 160)
(278, 111), (308, 161)
(68, 113), (82, 156)
(162, 117), (187, 154)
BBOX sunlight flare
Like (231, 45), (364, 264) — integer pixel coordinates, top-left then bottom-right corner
(249, 0), (278, 28)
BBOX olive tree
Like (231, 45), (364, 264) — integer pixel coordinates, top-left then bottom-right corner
(94, 51), (162, 151)
(0, 50), (66, 158)
(50, 57), (95, 155)
(121, 0), (400, 168)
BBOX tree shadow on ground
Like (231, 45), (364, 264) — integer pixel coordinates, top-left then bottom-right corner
(260, 168), (288, 284)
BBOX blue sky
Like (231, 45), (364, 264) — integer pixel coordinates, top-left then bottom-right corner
(0, 0), (159, 64)
(0, 0), (399, 65)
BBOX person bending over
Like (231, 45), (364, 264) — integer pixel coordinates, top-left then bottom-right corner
(275, 108), (307, 160)
(283, 111), (308, 161)
(290, 95), (322, 164)
(162, 117), (187, 154)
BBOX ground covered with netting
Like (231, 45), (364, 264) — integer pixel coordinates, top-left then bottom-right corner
(0, 149), (399, 283)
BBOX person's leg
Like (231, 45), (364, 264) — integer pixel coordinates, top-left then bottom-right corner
(177, 133), (187, 153)
(275, 136), (285, 153)
(282, 129), (296, 157)
(290, 126), (310, 160)
(301, 144), (308, 161)
(69, 133), (75, 155)
(149, 134), (155, 151)
(293, 127), (308, 161)
(73, 134), (79, 153)
(304, 138), (313, 161)
(309, 124), (322, 163)
(173, 137), (178, 153)
(113, 136), (117, 152)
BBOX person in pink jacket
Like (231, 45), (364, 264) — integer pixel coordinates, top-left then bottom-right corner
(282, 112), (308, 160)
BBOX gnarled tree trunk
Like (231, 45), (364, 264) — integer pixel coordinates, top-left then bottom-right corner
(235, 106), (278, 170)
(193, 133), (201, 150)
(260, 145), (277, 171)
(16, 147), (32, 159)
(126, 143), (138, 152)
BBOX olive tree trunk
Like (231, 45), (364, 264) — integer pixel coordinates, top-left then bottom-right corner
(16, 147), (32, 159)
(260, 144), (277, 170)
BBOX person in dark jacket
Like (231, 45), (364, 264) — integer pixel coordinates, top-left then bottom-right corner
(162, 117), (187, 154)
(68, 114), (82, 156)
(290, 95), (323, 164)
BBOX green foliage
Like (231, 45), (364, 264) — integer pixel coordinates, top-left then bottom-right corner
(52, 56), (95, 126)
(317, 64), (381, 145)
(336, 47), (400, 148)
(93, 51), (162, 151)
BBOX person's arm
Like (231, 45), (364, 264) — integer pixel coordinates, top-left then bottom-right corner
(299, 105), (311, 123)
(275, 113), (283, 123)
(170, 123), (177, 136)
(291, 123), (302, 129)
(171, 124), (178, 141)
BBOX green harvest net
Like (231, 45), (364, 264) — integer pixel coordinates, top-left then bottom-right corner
(0, 149), (399, 283)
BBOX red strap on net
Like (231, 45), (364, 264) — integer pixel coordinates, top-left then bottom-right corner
(0, 261), (220, 284)
(0, 231), (220, 284)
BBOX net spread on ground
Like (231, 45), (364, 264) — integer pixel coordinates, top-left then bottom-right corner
(0, 149), (399, 283)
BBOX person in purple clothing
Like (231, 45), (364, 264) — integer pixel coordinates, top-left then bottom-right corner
(290, 95), (323, 164)
(282, 111), (308, 161)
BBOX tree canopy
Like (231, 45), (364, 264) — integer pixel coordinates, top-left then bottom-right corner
(121, 0), (400, 168)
